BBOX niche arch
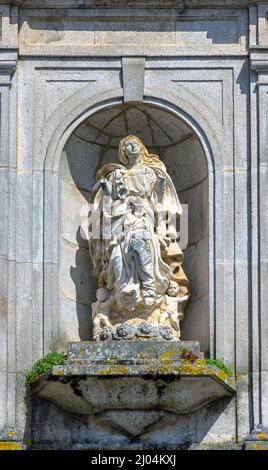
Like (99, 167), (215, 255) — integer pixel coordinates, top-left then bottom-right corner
(55, 101), (210, 352)
(42, 85), (222, 356)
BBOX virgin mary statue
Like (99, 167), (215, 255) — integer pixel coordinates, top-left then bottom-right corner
(89, 135), (190, 341)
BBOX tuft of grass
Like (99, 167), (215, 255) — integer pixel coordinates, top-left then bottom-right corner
(205, 358), (234, 377)
(26, 352), (66, 384)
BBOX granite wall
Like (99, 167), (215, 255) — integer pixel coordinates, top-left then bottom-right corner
(0, 0), (268, 449)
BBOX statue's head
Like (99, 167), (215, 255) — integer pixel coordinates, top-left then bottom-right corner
(118, 135), (166, 174)
(119, 135), (142, 166)
(167, 280), (180, 297)
(96, 287), (109, 302)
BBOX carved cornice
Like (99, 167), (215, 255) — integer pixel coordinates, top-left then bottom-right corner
(0, 49), (18, 85)
(1, 0), (268, 7)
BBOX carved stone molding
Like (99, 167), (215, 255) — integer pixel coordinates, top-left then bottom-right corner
(250, 47), (268, 74)
(0, 1), (266, 7)
(0, 49), (17, 85)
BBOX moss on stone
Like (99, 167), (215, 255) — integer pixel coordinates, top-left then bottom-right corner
(26, 352), (67, 384)
(205, 358), (234, 377)
(26, 349), (234, 387)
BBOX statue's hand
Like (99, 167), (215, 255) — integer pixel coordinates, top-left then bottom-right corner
(163, 235), (172, 246)
(107, 236), (117, 251)
(157, 235), (169, 252)
(94, 313), (111, 328)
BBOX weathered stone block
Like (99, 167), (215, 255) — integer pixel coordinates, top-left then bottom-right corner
(68, 340), (200, 363)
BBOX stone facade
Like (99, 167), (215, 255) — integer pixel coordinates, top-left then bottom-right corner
(0, 0), (268, 449)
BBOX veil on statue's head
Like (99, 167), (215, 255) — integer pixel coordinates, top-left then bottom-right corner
(119, 135), (166, 173)
(96, 134), (166, 180)
(119, 135), (182, 215)
(95, 135), (182, 215)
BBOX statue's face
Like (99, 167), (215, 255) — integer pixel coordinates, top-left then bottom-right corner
(124, 139), (141, 165)
(167, 283), (179, 297)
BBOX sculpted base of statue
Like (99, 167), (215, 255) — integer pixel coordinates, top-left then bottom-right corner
(89, 135), (190, 341)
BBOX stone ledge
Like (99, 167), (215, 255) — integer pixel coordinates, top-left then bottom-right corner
(51, 361), (234, 390)
(32, 341), (235, 418)
(33, 370), (235, 416)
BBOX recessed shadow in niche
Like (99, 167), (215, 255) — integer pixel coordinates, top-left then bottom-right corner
(62, 103), (208, 346)
(70, 229), (97, 341)
(63, 103), (194, 341)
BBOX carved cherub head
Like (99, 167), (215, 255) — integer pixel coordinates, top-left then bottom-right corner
(167, 280), (180, 297)
(96, 287), (109, 303)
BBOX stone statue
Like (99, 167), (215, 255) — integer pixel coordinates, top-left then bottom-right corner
(89, 135), (190, 341)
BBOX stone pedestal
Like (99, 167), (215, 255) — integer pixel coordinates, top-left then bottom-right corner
(31, 341), (235, 448)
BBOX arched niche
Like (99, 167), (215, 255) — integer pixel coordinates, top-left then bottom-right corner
(58, 103), (209, 352)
